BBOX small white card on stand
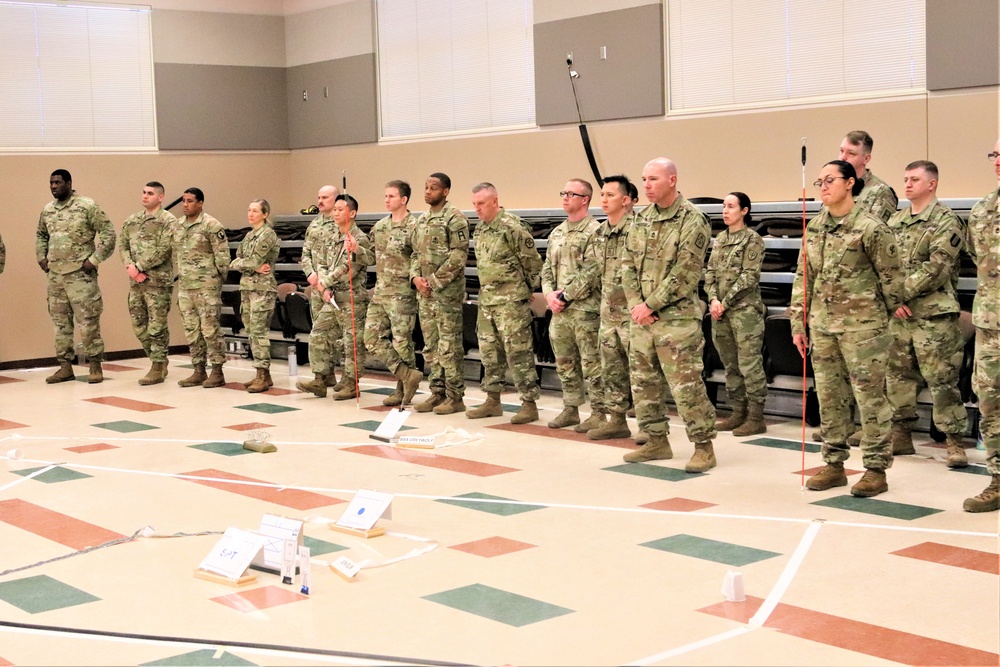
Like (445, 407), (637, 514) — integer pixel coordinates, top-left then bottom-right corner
(198, 528), (267, 580)
(336, 489), (394, 531)
(369, 409), (411, 442)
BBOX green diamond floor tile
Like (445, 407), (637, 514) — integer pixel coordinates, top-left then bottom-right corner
(363, 387), (396, 396)
(435, 492), (545, 516)
(12, 466), (93, 484)
(235, 403), (300, 414)
(423, 583), (573, 627)
(189, 441), (253, 457)
(342, 420), (416, 433)
(0, 575), (100, 614)
(810, 495), (944, 520)
(951, 465), (992, 477)
(603, 463), (699, 481)
(745, 437), (821, 453)
(91, 420), (159, 433)
(142, 649), (257, 666)
(303, 535), (348, 556)
(640, 534), (781, 566)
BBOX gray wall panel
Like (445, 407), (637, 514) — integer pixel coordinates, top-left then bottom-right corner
(286, 54), (378, 148)
(534, 3), (664, 126)
(927, 0), (999, 91)
(156, 64), (289, 150)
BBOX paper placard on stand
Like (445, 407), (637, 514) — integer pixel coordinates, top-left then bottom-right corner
(369, 409), (411, 443)
(330, 555), (361, 582)
(330, 489), (393, 538)
(250, 514), (304, 573)
(196, 527), (266, 585)
(396, 435), (435, 449)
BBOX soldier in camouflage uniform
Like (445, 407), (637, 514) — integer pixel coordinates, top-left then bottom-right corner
(467, 183), (543, 424)
(885, 161), (968, 465)
(588, 175), (637, 440)
(36, 169), (116, 384)
(620, 158), (718, 472)
(297, 185), (342, 395)
(542, 179), (604, 431)
(173, 187), (230, 389)
(120, 181), (176, 386)
(705, 192), (768, 436)
(411, 173), (469, 415)
(313, 194), (374, 401)
(790, 161), (902, 497)
(363, 180), (422, 406)
(962, 140), (1000, 513)
(230, 199), (279, 393)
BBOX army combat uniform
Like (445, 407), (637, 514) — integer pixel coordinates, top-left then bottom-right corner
(856, 170), (899, 222)
(120, 207), (176, 366)
(301, 213), (342, 381)
(230, 223), (279, 371)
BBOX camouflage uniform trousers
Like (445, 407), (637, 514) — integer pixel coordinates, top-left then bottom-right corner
(309, 288), (342, 370)
(711, 306), (767, 404)
(241, 289), (277, 369)
(549, 309), (602, 409)
(47, 268), (105, 362)
(886, 314), (967, 435)
(629, 318), (716, 442)
(364, 298), (417, 375)
(178, 287), (225, 367)
(811, 328), (893, 470)
(313, 291), (368, 380)
(599, 313), (632, 414)
(128, 282), (172, 362)
(418, 293), (465, 399)
(973, 328), (1000, 475)
(478, 300), (540, 402)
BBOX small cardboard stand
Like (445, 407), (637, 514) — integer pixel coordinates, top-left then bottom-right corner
(329, 489), (393, 539)
(368, 409), (410, 443)
(195, 527), (267, 587)
(249, 514), (304, 575)
(329, 554), (361, 582)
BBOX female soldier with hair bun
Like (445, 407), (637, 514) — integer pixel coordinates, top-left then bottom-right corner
(705, 192), (767, 436)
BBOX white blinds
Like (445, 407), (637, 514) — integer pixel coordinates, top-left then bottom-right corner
(0, 1), (156, 150)
(667, 0), (926, 112)
(376, 0), (535, 139)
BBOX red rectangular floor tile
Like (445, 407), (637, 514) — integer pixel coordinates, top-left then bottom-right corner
(0, 419), (28, 431)
(0, 376), (26, 384)
(641, 498), (718, 512)
(180, 468), (343, 510)
(211, 585), (307, 612)
(65, 443), (119, 454)
(342, 445), (519, 477)
(84, 396), (172, 412)
(891, 541), (1000, 575)
(102, 363), (140, 372)
(450, 536), (536, 557)
(0, 655), (12, 666)
(224, 422), (276, 432)
(488, 422), (635, 449)
(0, 499), (125, 550)
(698, 595), (1000, 666)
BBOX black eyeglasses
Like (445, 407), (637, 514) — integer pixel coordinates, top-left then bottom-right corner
(988, 152), (1000, 161)
(559, 191), (587, 199)
(813, 176), (847, 188)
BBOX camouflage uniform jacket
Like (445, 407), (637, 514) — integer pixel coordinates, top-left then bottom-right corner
(966, 186), (1000, 330)
(120, 207), (177, 287)
(789, 206), (902, 336)
(888, 198), (963, 318)
(474, 208), (542, 307)
(704, 226), (765, 313)
(621, 196), (710, 322)
(301, 214), (337, 278)
(541, 214), (602, 314)
(231, 223), (280, 293)
(173, 212), (229, 290)
(410, 202), (469, 298)
(370, 212), (417, 303)
(855, 170), (898, 222)
(319, 222), (373, 297)
(598, 213), (634, 322)
(36, 194), (116, 274)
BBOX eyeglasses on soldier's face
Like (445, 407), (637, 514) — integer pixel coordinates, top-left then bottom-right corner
(813, 176), (847, 188)
(560, 191), (587, 199)
(988, 152), (1000, 161)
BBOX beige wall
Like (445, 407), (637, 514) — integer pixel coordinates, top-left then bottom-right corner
(284, 0), (373, 67)
(152, 10), (286, 67)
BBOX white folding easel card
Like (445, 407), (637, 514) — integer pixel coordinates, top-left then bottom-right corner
(199, 527), (267, 580)
(336, 489), (394, 531)
(251, 514), (304, 571)
(369, 409), (411, 442)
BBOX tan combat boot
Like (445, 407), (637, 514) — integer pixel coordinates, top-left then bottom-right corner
(890, 422), (915, 455)
(383, 381), (404, 407)
(178, 364), (207, 388)
(623, 433), (673, 462)
(945, 434), (968, 469)
(414, 393), (445, 413)
(575, 408), (608, 433)
(635, 431), (649, 445)
(716, 400), (747, 431)
(805, 462), (847, 490)
(467, 393), (503, 419)
(87, 359), (104, 384)
(547, 406), (580, 429)
(733, 401), (766, 437)
(332, 376), (346, 392)
(851, 468), (888, 497)
(510, 401), (538, 424)
(46, 361), (75, 384)
(139, 361), (166, 386)
(589, 412), (631, 440)
(332, 378), (358, 400)
(433, 396), (466, 415)
(963, 474), (1000, 513)
(296, 373), (328, 397)
(202, 365), (226, 388)
(246, 368), (270, 393)
(401, 367), (423, 405)
(324, 373), (338, 387)
(685, 441), (717, 473)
